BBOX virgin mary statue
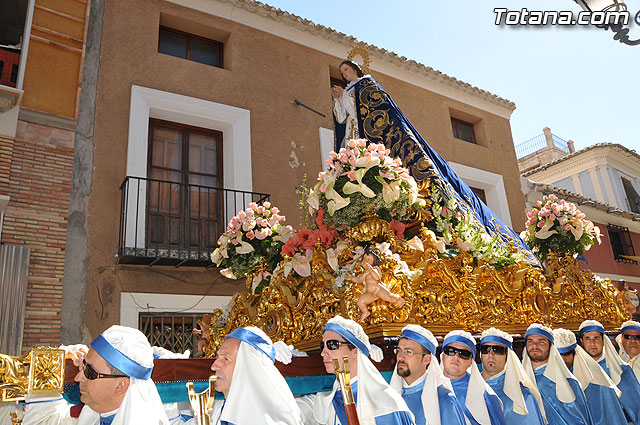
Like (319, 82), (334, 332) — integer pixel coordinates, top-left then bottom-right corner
(331, 59), (539, 265)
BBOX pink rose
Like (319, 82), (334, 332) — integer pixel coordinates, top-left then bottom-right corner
(320, 184), (327, 193)
(249, 202), (258, 210)
(256, 206), (264, 214)
(349, 156), (356, 166)
(325, 159), (333, 167)
(357, 139), (367, 148)
(263, 201), (271, 209)
(246, 230), (255, 239)
(538, 220), (545, 228)
(348, 140), (357, 148)
(347, 170), (356, 181)
(329, 151), (338, 159)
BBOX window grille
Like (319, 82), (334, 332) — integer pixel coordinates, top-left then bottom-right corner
(139, 313), (202, 355)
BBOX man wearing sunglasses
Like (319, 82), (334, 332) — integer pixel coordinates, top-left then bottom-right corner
(479, 328), (545, 425)
(618, 320), (640, 380)
(297, 315), (414, 425)
(578, 319), (640, 425)
(521, 323), (592, 425)
(553, 328), (627, 425)
(440, 330), (505, 425)
(388, 325), (465, 425)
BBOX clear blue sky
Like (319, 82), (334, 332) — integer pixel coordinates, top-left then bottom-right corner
(264, 0), (640, 155)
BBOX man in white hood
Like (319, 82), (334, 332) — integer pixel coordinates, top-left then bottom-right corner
(578, 319), (640, 425)
(199, 326), (302, 425)
(297, 315), (414, 425)
(617, 320), (640, 380)
(479, 328), (545, 425)
(16, 325), (170, 425)
(389, 325), (465, 425)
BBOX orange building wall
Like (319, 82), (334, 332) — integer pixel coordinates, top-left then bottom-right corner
(81, 0), (526, 336)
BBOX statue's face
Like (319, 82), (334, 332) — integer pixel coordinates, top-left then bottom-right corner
(622, 330), (640, 358)
(580, 331), (604, 359)
(362, 253), (374, 266)
(340, 63), (359, 82)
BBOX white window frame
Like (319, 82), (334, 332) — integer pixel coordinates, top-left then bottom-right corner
(120, 292), (232, 329)
(125, 85), (252, 249)
(448, 162), (513, 227)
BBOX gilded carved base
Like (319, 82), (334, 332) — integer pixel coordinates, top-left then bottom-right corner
(0, 348), (65, 402)
(206, 216), (628, 355)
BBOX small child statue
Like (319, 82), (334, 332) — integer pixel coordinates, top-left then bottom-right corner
(346, 248), (405, 321)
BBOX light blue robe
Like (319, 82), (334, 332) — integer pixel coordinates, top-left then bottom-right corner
(400, 380), (466, 425)
(485, 372), (545, 425)
(532, 365), (592, 425)
(598, 358), (640, 424)
(332, 382), (415, 425)
(450, 373), (505, 425)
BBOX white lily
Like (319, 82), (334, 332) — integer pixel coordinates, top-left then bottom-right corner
(535, 220), (558, 240)
(326, 192), (351, 215)
(220, 268), (237, 279)
(343, 168), (376, 198)
(407, 236), (424, 251)
(235, 240), (255, 254)
(376, 176), (401, 204)
(570, 221), (584, 241)
(307, 189), (320, 211)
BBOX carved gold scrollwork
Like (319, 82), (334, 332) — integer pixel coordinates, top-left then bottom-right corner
(206, 215), (628, 353)
(0, 348), (65, 402)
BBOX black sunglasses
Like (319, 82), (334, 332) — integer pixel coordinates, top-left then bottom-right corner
(320, 339), (352, 351)
(82, 359), (127, 380)
(480, 345), (507, 355)
(443, 346), (473, 360)
(624, 334), (640, 341)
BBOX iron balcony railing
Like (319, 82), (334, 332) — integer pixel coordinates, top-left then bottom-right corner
(118, 176), (270, 266)
(515, 133), (570, 159)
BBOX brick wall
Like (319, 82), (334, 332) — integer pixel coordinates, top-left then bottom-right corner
(0, 121), (74, 350)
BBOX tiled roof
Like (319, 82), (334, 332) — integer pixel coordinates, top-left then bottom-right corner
(222, 0), (516, 111)
(523, 143), (640, 177)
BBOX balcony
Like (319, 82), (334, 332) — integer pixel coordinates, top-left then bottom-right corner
(118, 176), (270, 267)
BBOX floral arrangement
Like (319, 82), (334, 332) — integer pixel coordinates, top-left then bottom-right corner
(210, 201), (293, 280)
(425, 184), (526, 268)
(306, 139), (423, 230)
(279, 208), (346, 277)
(520, 194), (601, 262)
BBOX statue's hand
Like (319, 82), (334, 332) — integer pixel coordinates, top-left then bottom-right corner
(331, 86), (343, 100)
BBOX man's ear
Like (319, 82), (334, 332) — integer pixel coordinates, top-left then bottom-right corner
(423, 353), (431, 367)
(113, 377), (130, 397)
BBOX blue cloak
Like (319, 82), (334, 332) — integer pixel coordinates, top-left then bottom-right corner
(598, 358), (640, 424)
(532, 366), (592, 425)
(332, 381), (415, 425)
(485, 372), (545, 425)
(401, 380), (466, 425)
(450, 373), (505, 425)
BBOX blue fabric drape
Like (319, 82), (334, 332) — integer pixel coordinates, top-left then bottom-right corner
(450, 373), (505, 425)
(401, 380), (465, 425)
(351, 76), (540, 266)
(532, 366), (592, 425)
(598, 359), (640, 424)
(486, 373), (545, 425)
(332, 382), (414, 425)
